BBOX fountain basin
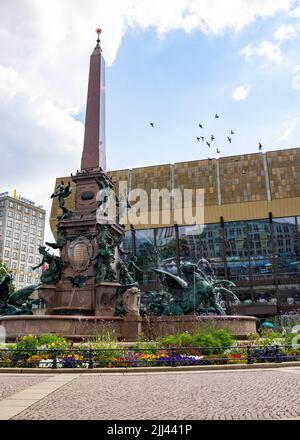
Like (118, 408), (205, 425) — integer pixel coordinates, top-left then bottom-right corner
(0, 314), (257, 342)
(141, 315), (258, 339)
(0, 315), (123, 342)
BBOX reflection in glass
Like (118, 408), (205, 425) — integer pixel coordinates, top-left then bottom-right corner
(253, 288), (278, 305)
(135, 229), (156, 283)
(279, 285), (300, 305)
(156, 227), (177, 274)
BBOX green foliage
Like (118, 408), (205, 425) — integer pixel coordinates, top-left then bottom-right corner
(0, 260), (15, 294)
(15, 334), (68, 359)
(84, 328), (119, 345)
(256, 332), (284, 346)
(160, 328), (233, 355)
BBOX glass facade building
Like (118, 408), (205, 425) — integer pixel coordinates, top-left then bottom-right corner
(51, 147), (300, 316)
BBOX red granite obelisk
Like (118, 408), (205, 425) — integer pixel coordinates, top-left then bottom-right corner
(73, 29), (109, 211)
(81, 28), (107, 171)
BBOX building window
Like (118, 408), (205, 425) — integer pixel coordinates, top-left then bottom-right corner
(6, 230), (12, 238)
(14, 232), (20, 240)
(7, 220), (12, 228)
(15, 223), (20, 230)
(12, 262), (17, 270)
(13, 242), (19, 250)
(5, 240), (11, 248)
(24, 216), (29, 223)
(4, 250), (10, 258)
(30, 237), (35, 244)
(23, 226), (28, 233)
(25, 208), (29, 214)
(28, 256), (33, 263)
(20, 254), (25, 262)
(22, 244), (27, 252)
(12, 251), (17, 260)
(22, 234), (28, 242)
(9, 202), (14, 208)
(17, 204), (22, 211)
(31, 218), (36, 226)
(32, 211), (36, 217)
(30, 227), (36, 235)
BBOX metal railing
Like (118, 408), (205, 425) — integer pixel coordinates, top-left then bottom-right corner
(0, 344), (299, 369)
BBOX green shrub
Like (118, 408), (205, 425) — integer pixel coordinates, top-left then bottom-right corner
(211, 329), (233, 348)
(160, 328), (233, 355)
(15, 334), (68, 360)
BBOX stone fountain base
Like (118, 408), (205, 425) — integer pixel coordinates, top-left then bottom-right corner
(141, 315), (258, 339)
(0, 315), (124, 342)
(0, 314), (257, 342)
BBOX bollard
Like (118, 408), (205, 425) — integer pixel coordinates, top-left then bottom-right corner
(247, 345), (252, 365)
(171, 347), (177, 368)
(52, 350), (58, 369)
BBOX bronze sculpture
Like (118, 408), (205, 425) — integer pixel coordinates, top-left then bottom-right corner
(32, 246), (63, 285)
(51, 181), (72, 220)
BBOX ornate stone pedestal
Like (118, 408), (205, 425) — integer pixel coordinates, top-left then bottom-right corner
(37, 285), (57, 313)
(95, 282), (121, 317)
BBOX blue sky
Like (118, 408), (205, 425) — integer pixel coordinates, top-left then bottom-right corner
(102, 12), (300, 169)
(0, 0), (300, 241)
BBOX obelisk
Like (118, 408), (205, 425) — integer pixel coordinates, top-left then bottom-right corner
(81, 27), (107, 171)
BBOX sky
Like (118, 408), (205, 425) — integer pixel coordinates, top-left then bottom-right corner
(0, 0), (300, 242)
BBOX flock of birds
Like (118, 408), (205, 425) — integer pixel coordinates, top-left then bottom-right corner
(149, 114), (264, 164)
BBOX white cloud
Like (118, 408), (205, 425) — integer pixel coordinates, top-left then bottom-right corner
(292, 65), (300, 90)
(278, 114), (300, 142)
(289, 5), (300, 17)
(239, 40), (283, 63)
(232, 84), (251, 100)
(274, 24), (298, 42)
(0, 0), (296, 241)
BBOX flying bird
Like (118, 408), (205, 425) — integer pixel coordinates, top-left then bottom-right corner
(199, 124), (203, 129)
(211, 135), (215, 141)
(196, 137), (201, 142)
(216, 149), (220, 154)
(231, 130), (235, 135)
(201, 137), (205, 141)
(215, 114), (219, 119)
(258, 143), (263, 150)
(206, 142), (211, 148)
(227, 137), (232, 143)
(150, 122), (154, 127)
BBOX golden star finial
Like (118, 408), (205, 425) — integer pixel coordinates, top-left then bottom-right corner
(96, 27), (102, 35)
(95, 27), (102, 49)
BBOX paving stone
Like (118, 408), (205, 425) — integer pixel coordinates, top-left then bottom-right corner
(0, 375), (51, 402)
(9, 369), (300, 420)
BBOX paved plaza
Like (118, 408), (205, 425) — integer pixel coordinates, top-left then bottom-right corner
(0, 368), (299, 420)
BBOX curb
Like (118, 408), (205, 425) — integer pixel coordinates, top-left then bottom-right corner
(0, 361), (300, 374)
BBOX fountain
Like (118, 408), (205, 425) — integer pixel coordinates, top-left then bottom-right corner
(0, 31), (257, 341)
